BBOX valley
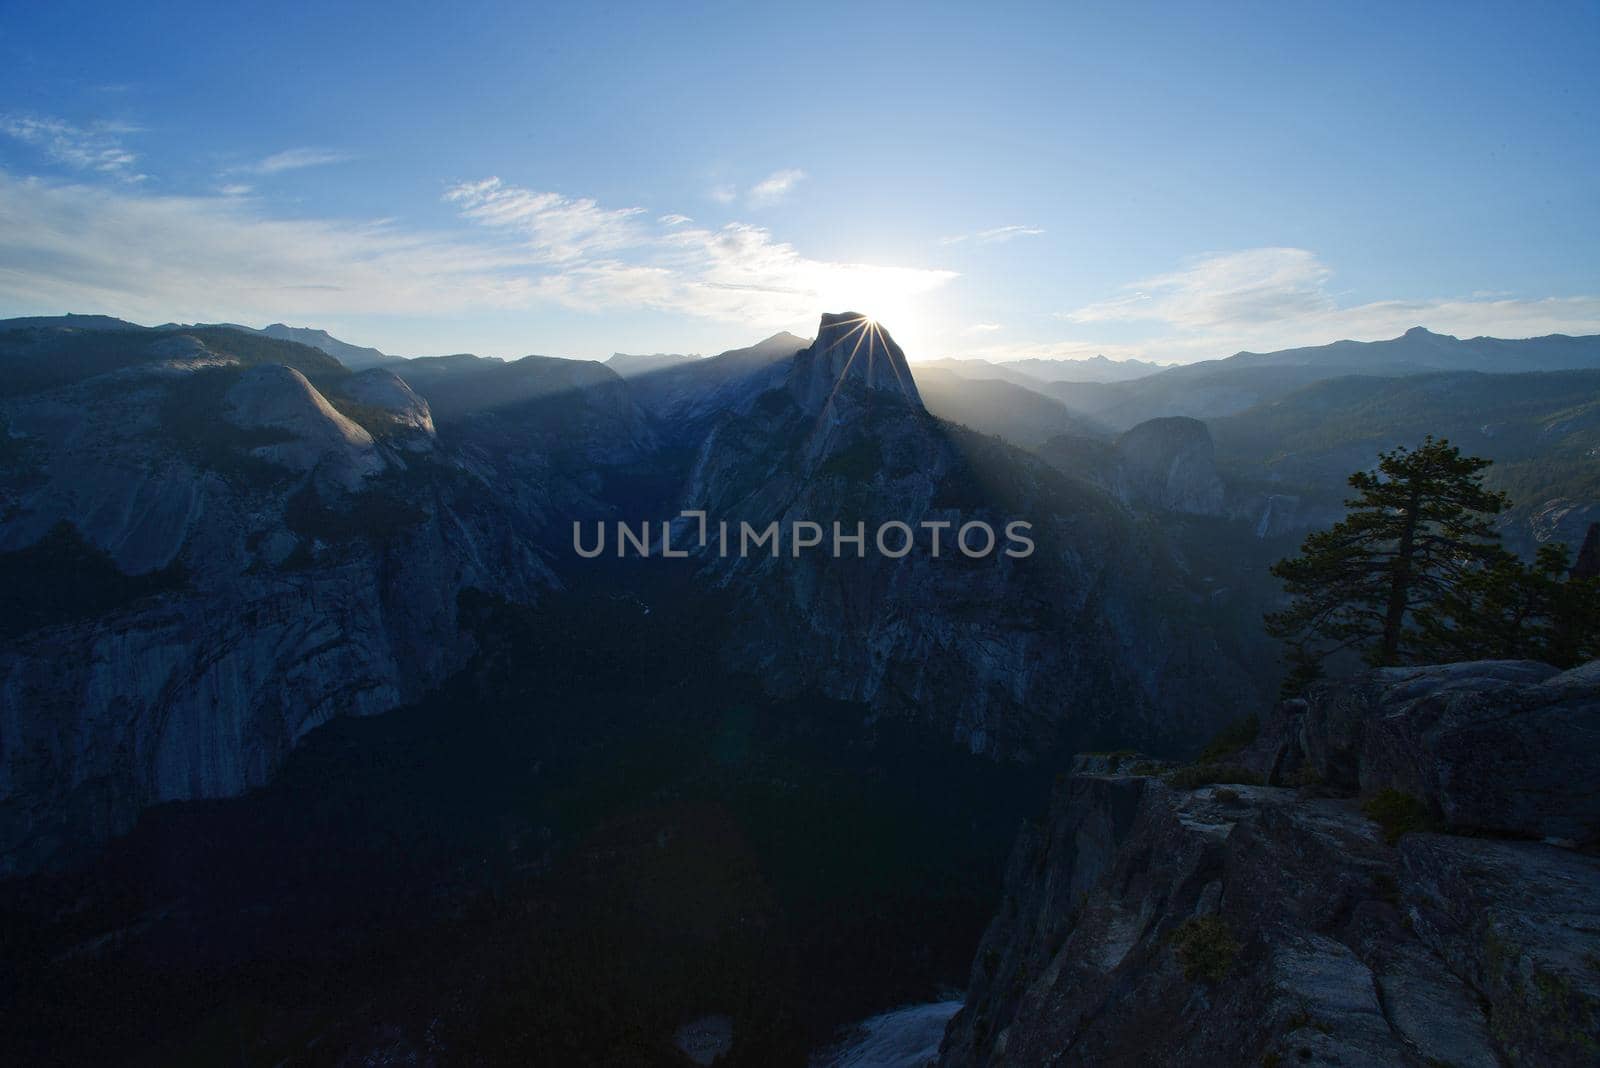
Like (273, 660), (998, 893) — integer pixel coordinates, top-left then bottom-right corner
(5, 9), (1597, 1064)
(2, 313), (1597, 1064)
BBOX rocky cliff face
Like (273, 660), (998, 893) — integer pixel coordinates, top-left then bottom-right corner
(1241, 660), (1600, 848)
(1113, 416), (1226, 515)
(1515, 498), (1600, 560)
(939, 660), (1600, 1066)
(0, 315), (1273, 874)
(674, 315), (1267, 759)
(1037, 416), (1226, 517)
(787, 312), (922, 411)
(222, 363), (385, 490)
(337, 367), (437, 447)
(0, 327), (556, 874)
(625, 331), (808, 428)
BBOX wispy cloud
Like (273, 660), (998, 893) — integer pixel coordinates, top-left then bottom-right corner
(237, 147), (353, 175)
(707, 169), (809, 208)
(0, 170), (957, 341)
(0, 171), (536, 325)
(963, 322), (1003, 334)
(940, 225), (1044, 246)
(447, 177), (647, 264)
(658, 213), (693, 226)
(1064, 248), (1333, 329)
(1054, 247), (1600, 361)
(0, 114), (144, 180)
(748, 168), (806, 206)
(449, 178), (955, 324)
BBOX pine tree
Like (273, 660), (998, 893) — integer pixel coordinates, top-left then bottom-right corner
(1423, 540), (1600, 668)
(1266, 437), (1508, 688)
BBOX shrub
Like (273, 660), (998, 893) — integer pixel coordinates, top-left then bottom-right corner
(325, 395), (404, 438)
(1169, 916), (1240, 982)
(1361, 788), (1435, 844)
(1166, 764), (1264, 790)
(1198, 714), (1260, 763)
(158, 367), (297, 489)
(1286, 764), (1325, 789)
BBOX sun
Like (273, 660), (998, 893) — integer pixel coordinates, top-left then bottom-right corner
(820, 275), (913, 340)
(847, 286), (913, 335)
(809, 258), (956, 358)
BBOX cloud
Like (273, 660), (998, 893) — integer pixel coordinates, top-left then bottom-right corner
(963, 322), (1003, 334)
(651, 221), (956, 324)
(443, 177), (953, 324)
(240, 148), (353, 175)
(1064, 247), (1333, 329)
(1055, 247), (1600, 361)
(941, 225), (1044, 246)
(443, 178), (956, 324)
(0, 114), (144, 180)
(707, 170), (809, 208)
(748, 168), (806, 206)
(0, 170), (957, 341)
(0, 171), (538, 326)
(447, 177), (648, 264)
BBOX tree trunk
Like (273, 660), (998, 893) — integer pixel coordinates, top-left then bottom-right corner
(1380, 486), (1421, 664)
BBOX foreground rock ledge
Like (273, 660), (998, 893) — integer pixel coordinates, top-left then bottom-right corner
(940, 661), (1600, 1067)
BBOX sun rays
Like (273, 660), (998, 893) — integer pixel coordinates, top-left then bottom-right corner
(813, 313), (917, 422)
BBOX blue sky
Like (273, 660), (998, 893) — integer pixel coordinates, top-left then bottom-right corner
(1, 1), (1596, 362)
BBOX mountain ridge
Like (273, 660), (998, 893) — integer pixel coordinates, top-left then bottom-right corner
(6, 311), (1592, 877)
(1042, 327), (1600, 429)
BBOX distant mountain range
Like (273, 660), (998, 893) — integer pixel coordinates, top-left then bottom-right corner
(603, 351), (701, 377)
(1009, 353), (1169, 383)
(1208, 367), (1600, 550)
(0, 312), (147, 333)
(162, 321), (396, 369)
(247, 322), (395, 369)
(1042, 327), (1600, 429)
(915, 366), (1110, 447)
(0, 313), (399, 369)
(919, 353), (1166, 387)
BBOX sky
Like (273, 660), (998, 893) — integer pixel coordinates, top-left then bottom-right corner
(0, 1), (1596, 364)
